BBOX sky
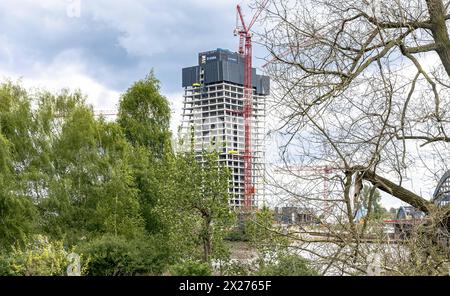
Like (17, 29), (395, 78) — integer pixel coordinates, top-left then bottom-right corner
(0, 0), (269, 133)
(0, 0), (430, 210)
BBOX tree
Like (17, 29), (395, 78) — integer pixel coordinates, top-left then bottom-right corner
(257, 0), (450, 274)
(36, 92), (145, 243)
(2, 82), (147, 245)
(0, 134), (36, 250)
(118, 71), (172, 158)
(0, 81), (38, 250)
(1, 77), (237, 275)
(361, 185), (388, 221)
(117, 71), (172, 234)
(161, 150), (234, 264)
(261, 0), (450, 211)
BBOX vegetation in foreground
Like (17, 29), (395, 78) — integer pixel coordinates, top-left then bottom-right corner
(0, 75), (317, 276)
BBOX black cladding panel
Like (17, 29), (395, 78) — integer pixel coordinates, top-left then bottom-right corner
(182, 66), (199, 88)
(182, 48), (270, 95)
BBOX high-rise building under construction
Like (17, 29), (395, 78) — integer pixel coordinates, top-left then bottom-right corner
(181, 48), (270, 208)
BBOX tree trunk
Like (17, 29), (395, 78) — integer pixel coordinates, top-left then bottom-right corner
(202, 216), (212, 263)
(359, 169), (434, 213)
(426, 0), (450, 77)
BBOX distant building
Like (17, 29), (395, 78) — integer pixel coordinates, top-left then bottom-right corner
(393, 206), (425, 238)
(396, 206), (425, 220)
(274, 206), (317, 225)
(180, 48), (270, 208)
(433, 171), (450, 246)
(433, 171), (450, 207)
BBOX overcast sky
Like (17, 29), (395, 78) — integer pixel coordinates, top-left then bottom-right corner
(0, 0), (419, 210)
(0, 0), (270, 132)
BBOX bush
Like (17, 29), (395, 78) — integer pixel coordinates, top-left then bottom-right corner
(257, 253), (318, 276)
(169, 259), (212, 276)
(0, 235), (69, 276)
(219, 260), (253, 276)
(77, 234), (170, 276)
(225, 229), (249, 242)
(0, 254), (14, 276)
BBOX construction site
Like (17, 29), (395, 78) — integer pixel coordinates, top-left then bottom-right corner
(180, 48), (269, 209)
(3, 0), (450, 281)
(179, 2), (270, 210)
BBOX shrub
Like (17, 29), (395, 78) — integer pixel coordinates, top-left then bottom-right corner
(257, 253), (318, 276)
(0, 254), (14, 276)
(0, 235), (69, 276)
(225, 229), (250, 242)
(169, 259), (212, 276)
(77, 234), (170, 276)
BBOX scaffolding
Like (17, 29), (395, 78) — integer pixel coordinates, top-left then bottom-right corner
(180, 51), (268, 208)
(180, 82), (266, 208)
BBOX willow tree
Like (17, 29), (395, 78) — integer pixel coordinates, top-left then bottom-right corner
(0, 82), (38, 250)
(118, 72), (172, 234)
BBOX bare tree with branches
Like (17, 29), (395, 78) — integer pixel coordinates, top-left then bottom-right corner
(252, 0), (450, 275)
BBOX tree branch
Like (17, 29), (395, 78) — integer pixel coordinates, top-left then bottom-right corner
(351, 167), (434, 213)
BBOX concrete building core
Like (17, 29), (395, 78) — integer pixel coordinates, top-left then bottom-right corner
(181, 48), (270, 208)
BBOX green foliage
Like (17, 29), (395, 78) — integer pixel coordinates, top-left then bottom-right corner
(128, 146), (166, 234)
(161, 150), (234, 263)
(218, 251), (318, 276)
(257, 253), (318, 276)
(36, 93), (145, 244)
(225, 228), (250, 242)
(0, 235), (70, 276)
(118, 71), (171, 157)
(361, 185), (389, 221)
(0, 81), (38, 250)
(77, 234), (171, 276)
(0, 76), (241, 276)
(0, 191), (36, 251)
(0, 150), (37, 251)
(220, 260), (253, 276)
(0, 77), (199, 275)
(169, 259), (212, 276)
(117, 71), (172, 234)
(246, 207), (290, 254)
(1, 81), (148, 246)
(0, 254), (11, 276)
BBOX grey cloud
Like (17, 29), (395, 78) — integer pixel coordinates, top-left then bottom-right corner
(0, 0), (263, 94)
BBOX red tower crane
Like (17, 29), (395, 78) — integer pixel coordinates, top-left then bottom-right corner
(274, 165), (338, 215)
(234, 1), (269, 210)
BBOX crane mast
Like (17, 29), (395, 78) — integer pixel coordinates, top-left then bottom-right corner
(235, 1), (268, 210)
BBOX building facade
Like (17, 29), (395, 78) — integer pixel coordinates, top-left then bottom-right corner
(274, 206), (318, 226)
(180, 48), (270, 208)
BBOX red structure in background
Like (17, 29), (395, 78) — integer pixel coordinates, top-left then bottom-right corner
(234, 1), (269, 210)
(275, 165), (337, 214)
